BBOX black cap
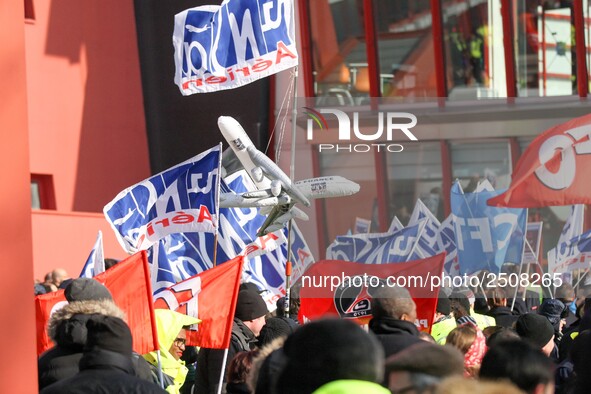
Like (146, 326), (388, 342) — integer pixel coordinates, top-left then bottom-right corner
(240, 282), (264, 294)
(436, 296), (451, 315)
(515, 313), (554, 348)
(235, 289), (268, 321)
(85, 315), (132, 356)
(65, 278), (112, 302)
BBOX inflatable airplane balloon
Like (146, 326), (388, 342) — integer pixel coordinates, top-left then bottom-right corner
(218, 116), (360, 236)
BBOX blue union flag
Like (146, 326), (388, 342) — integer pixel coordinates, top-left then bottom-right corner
(103, 145), (221, 253)
(173, 0), (298, 94)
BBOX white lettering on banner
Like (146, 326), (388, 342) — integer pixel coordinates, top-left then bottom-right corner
(261, 0), (291, 32)
(493, 213), (518, 250)
(453, 217), (493, 252)
(534, 125), (591, 190)
(390, 236), (417, 256)
(154, 277), (201, 327)
(228, 10), (260, 63)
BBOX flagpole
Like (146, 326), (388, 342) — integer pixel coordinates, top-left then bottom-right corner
(405, 220), (427, 262)
(216, 348), (230, 394)
(511, 211), (528, 311)
(156, 350), (165, 389)
(213, 142), (223, 267)
(285, 0), (299, 312)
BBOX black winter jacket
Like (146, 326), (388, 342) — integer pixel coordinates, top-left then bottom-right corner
(40, 348), (166, 394)
(38, 299), (153, 390)
(368, 316), (423, 358)
(194, 318), (257, 394)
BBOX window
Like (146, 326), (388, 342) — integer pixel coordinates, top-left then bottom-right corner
(450, 140), (512, 190)
(386, 142), (443, 223)
(374, 0), (438, 98)
(318, 148), (378, 241)
(30, 174), (56, 210)
(25, 0), (35, 21)
(307, 0), (370, 105)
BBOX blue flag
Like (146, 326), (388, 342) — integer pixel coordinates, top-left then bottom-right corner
(326, 220), (427, 264)
(452, 182), (526, 274)
(79, 231), (104, 278)
(104, 145), (221, 254)
(149, 170), (314, 301)
(548, 229), (591, 274)
(173, 0), (298, 94)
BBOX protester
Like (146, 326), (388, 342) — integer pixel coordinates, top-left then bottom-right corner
(538, 298), (567, 346)
(479, 339), (555, 394)
(143, 309), (200, 394)
(257, 316), (297, 348)
(463, 288), (496, 328)
(180, 346), (199, 394)
(194, 288), (268, 394)
(556, 283), (577, 327)
(51, 268), (70, 289)
(569, 329), (591, 394)
(436, 376), (525, 394)
(559, 296), (591, 362)
(385, 342), (464, 393)
(515, 313), (556, 358)
(431, 296), (457, 344)
(485, 288), (520, 328)
(249, 337), (287, 394)
(40, 315), (166, 393)
(445, 323), (487, 377)
(226, 349), (259, 394)
(276, 296), (300, 322)
(42, 272), (58, 293)
(485, 327), (520, 348)
(38, 278), (152, 389)
(274, 318), (388, 394)
(369, 286), (423, 358)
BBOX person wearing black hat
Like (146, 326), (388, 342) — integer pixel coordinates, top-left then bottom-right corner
(479, 339), (555, 394)
(515, 313), (556, 358)
(38, 278), (153, 389)
(275, 318), (389, 394)
(195, 288), (268, 394)
(41, 315), (166, 393)
(431, 296), (457, 344)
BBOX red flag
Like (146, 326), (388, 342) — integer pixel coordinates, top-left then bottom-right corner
(488, 113), (591, 207)
(153, 256), (244, 349)
(35, 289), (68, 355)
(298, 254), (445, 333)
(35, 251), (158, 356)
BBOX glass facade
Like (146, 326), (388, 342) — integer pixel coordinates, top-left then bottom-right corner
(301, 0), (590, 257)
(386, 142), (444, 224)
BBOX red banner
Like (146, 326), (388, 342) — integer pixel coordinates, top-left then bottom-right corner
(488, 113), (591, 207)
(153, 256), (243, 349)
(36, 251), (158, 356)
(298, 254), (445, 333)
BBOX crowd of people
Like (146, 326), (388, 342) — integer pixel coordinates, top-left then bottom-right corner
(35, 270), (591, 394)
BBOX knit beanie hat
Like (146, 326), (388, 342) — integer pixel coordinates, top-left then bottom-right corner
(538, 299), (566, 330)
(85, 315), (132, 356)
(276, 318), (384, 394)
(258, 317), (297, 347)
(235, 289), (268, 321)
(437, 297), (451, 315)
(515, 313), (554, 348)
(65, 278), (113, 302)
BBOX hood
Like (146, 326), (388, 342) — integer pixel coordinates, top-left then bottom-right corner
(48, 299), (125, 344)
(369, 316), (419, 336)
(154, 309), (201, 352)
(313, 380), (390, 394)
